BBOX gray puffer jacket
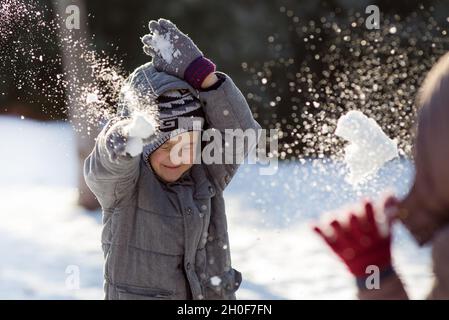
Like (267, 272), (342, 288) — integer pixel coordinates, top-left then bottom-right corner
(84, 64), (261, 300)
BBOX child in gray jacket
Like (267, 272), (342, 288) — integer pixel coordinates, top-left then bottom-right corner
(84, 18), (261, 300)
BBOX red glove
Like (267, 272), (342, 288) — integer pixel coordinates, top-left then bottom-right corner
(313, 198), (398, 278)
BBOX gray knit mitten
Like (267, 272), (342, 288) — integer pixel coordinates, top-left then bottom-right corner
(141, 18), (216, 89)
(104, 119), (132, 162)
(104, 115), (156, 163)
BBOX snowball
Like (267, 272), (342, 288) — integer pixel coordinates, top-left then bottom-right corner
(148, 30), (181, 64)
(124, 136), (144, 157)
(210, 276), (222, 286)
(335, 110), (398, 184)
(123, 112), (157, 157)
(126, 112), (155, 139)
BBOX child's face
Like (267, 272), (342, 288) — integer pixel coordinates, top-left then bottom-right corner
(149, 131), (199, 183)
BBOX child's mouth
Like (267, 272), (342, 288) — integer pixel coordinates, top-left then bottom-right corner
(162, 164), (182, 169)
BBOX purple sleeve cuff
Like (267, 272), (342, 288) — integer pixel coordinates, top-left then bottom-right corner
(184, 56), (216, 89)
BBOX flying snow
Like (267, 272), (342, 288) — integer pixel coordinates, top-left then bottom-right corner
(210, 276), (222, 286)
(85, 92), (100, 105)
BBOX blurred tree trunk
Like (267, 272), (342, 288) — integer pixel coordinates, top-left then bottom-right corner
(51, 0), (100, 211)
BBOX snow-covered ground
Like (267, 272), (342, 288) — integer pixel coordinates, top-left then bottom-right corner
(0, 116), (433, 299)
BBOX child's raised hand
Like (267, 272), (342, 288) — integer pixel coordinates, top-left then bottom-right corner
(141, 18), (216, 89)
(105, 118), (132, 163)
(313, 197), (398, 278)
(141, 19), (202, 79)
(104, 115), (156, 163)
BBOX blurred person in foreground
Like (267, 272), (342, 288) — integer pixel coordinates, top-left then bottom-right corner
(314, 52), (449, 299)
